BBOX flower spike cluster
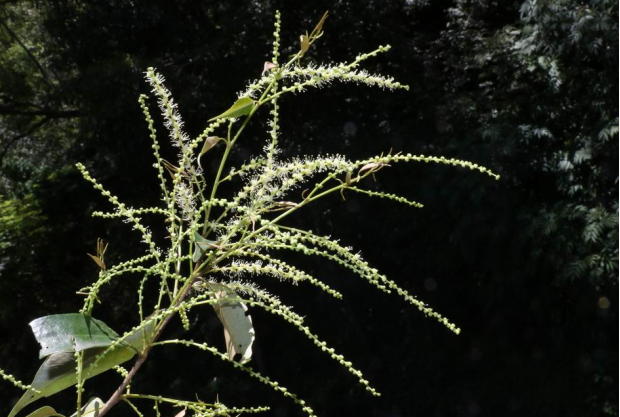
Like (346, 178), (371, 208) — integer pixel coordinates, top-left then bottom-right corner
(0, 11), (499, 417)
(72, 11), (498, 416)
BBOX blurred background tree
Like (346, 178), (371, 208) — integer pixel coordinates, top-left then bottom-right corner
(0, 1), (617, 416)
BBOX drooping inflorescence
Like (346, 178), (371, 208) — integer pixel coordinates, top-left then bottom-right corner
(1, 11), (498, 417)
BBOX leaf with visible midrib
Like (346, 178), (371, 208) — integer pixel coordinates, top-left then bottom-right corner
(69, 397), (103, 417)
(29, 314), (120, 359)
(193, 232), (219, 262)
(208, 96), (255, 121)
(199, 136), (224, 157)
(207, 283), (255, 364)
(8, 320), (154, 417)
(24, 406), (63, 417)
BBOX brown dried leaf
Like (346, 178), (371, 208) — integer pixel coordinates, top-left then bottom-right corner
(87, 253), (106, 270)
(358, 162), (390, 176)
(274, 201), (297, 208)
(262, 61), (277, 76)
(207, 283), (255, 364)
(300, 34), (310, 54)
(161, 159), (186, 179)
(311, 11), (329, 37)
(200, 136), (224, 156)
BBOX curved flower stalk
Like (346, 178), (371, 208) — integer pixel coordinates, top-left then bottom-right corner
(1, 10), (498, 417)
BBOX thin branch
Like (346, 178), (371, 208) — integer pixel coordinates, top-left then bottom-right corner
(96, 277), (198, 417)
(0, 95), (44, 110)
(0, 13), (54, 88)
(0, 105), (81, 117)
(0, 116), (49, 165)
(0, 0), (22, 6)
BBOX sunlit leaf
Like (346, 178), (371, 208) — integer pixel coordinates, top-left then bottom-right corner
(8, 322), (154, 417)
(208, 96), (255, 122)
(207, 283), (255, 364)
(24, 406), (63, 417)
(192, 232), (220, 263)
(30, 314), (119, 359)
(69, 397), (104, 417)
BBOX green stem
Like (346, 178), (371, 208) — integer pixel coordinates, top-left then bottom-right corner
(173, 222), (183, 297)
(122, 399), (144, 417)
(123, 393), (218, 408)
(201, 121), (235, 236)
(200, 45), (309, 238)
(75, 350), (84, 417)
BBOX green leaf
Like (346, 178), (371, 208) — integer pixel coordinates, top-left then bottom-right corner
(24, 406), (63, 417)
(69, 397), (103, 417)
(30, 314), (120, 359)
(208, 96), (255, 122)
(192, 232), (219, 263)
(8, 322), (154, 417)
(207, 283), (255, 364)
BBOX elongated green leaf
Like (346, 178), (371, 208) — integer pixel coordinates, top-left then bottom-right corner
(24, 406), (63, 417)
(30, 314), (120, 359)
(208, 96), (255, 122)
(208, 283), (255, 364)
(69, 397), (103, 417)
(8, 322), (153, 417)
(192, 232), (219, 262)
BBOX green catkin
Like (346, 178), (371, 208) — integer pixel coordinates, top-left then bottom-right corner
(154, 339), (317, 417)
(154, 400), (161, 417)
(237, 293), (379, 396)
(139, 94), (169, 201)
(262, 227), (462, 333)
(75, 349), (84, 417)
(123, 399), (145, 417)
(345, 186), (424, 208)
(220, 250), (343, 298)
(272, 11), (281, 65)
(0, 368), (40, 393)
(123, 393), (270, 416)
(137, 272), (150, 322)
(179, 305), (190, 330)
(113, 365), (129, 378)
(92, 207), (171, 218)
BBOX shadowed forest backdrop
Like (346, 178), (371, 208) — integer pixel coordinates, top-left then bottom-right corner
(0, 0), (617, 416)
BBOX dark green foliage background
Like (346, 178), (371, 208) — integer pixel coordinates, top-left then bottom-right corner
(0, 1), (617, 416)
